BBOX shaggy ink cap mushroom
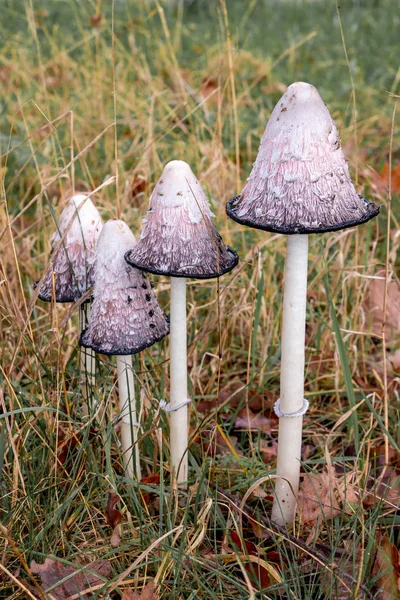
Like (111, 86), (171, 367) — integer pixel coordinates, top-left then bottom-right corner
(125, 160), (238, 278)
(226, 82), (379, 234)
(80, 219), (169, 356)
(35, 194), (103, 302)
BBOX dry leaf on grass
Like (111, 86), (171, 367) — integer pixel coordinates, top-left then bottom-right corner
(234, 408), (275, 433)
(298, 467), (358, 525)
(372, 534), (400, 599)
(364, 272), (400, 341)
(139, 474), (161, 506)
(122, 581), (157, 600)
(363, 447), (400, 509)
(30, 558), (111, 599)
(105, 492), (123, 547)
(229, 531), (275, 589)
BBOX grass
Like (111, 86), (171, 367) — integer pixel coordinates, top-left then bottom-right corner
(1, 0), (399, 598)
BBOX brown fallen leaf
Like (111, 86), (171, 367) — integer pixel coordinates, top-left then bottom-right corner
(193, 423), (241, 458)
(382, 162), (400, 194)
(372, 533), (400, 599)
(89, 13), (102, 27)
(139, 474), (160, 506)
(234, 408), (275, 433)
(298, 470), (341, 525)
(122, 581), (157, 600)
(364, 271), (400, 341)
(298, 467), (357, 525)
(30, 558), (111, 599)
(105, 492), (123, 547)
(229, 530), (273, 589)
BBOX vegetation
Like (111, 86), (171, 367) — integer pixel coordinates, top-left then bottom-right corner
(0, 0), (399, 598)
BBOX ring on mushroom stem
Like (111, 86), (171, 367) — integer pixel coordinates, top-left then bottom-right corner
(125, 160), (239, 488)
(226, 81), (379, 527)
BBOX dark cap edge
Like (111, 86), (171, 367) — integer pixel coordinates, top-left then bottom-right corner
(124, 246), (239, 280)
(79, 323), (170, 356)
(226, 195), (380, 235)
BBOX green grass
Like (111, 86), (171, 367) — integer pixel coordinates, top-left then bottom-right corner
(1, 0), (399, 598)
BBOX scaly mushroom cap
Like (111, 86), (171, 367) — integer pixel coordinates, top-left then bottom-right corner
(226, 82), (379, 234)
(125, 160), (238, 278)
(35, 194), (103, 302)
(80, 219), (169, 356)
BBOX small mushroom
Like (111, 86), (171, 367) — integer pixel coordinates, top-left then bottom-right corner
(226, 82), (379, 526)
(35, 194), (103, 408)
(125, 160), (239, 486)
(80, 219), (169, 478)
(35, 194), (103, 303)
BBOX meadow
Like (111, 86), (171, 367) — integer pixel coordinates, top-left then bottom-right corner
(0, 0), (399, 598)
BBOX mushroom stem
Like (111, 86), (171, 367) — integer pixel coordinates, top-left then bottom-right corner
(79, 304), (96, 414)
(169, 276), (188, 487)
(271, 234), (308, 526)
(116, 355), (141, 480)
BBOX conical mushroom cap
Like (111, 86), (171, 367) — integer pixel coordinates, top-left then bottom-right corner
(80, 219), (169, 356)
(35, 194), (103, 302)
(125, 160), (238, 278)
(226, 82), (379, 234)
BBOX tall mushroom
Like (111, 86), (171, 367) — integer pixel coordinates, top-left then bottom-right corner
(226, 82), (379, 526)
(125, 160), (238, 486)
(35, 194), (103, 406)
(80, 219), (170, 479)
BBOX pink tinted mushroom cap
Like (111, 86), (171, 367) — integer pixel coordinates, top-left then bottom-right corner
(125, 160), (238, 278)
(36, 194), (103, 302)
(226, 81), (379, 234)
(80, 219), (169, 355)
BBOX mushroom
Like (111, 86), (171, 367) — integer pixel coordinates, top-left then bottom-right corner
(226, 82), (379, 526)
(125, 160), (238, 486)
(80, 219), (169, 479)
(35, 194), (103, 407)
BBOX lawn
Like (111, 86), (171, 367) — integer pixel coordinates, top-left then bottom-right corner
(0, 0), (399, 598)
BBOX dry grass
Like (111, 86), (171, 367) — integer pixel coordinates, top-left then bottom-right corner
(0, 0), (399, 598)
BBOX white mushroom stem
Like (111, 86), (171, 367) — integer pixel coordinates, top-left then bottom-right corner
(79, 304), (96, 413)
(169, 276), (189, 487)
(271, 234), (309, 526)
(116, 355), (141, 480)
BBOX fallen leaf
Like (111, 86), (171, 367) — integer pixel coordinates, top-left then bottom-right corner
(198, 382), (274, 414)
(298, 470), (341, 525)
(105, 492), (123, 547)
(200, 76), (218, 100)
(229, 531), (272, 589)
(105, 492), (123, 529)
(234, 408), (274, 433)
(193, 423), (241, 458)
(122, 582), (157, 600)
(381, 162), (400, 194)
(30, 558), (111, 599)
(140, 474), (160, 506)
(258, 438), (278, 463)
(89, 14), (102, 27)
(364, 271), (400, 341)
(372, 533), (400, 599)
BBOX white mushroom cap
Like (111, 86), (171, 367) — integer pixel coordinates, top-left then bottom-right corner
(36, 194), (103, 302)
(125, 160), (238, 278)
(227, 82), (379, 234)
(80, 219), (169, 355)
